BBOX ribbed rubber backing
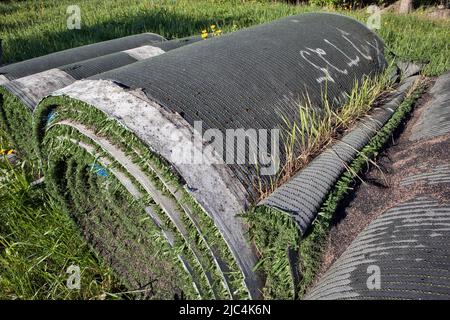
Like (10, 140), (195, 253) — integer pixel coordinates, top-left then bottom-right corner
(61, 36), (202, 80)
(61, 52), (136, 81)
(90, 12), (386, 193)
(410, 73), (450, 141)
(259, 76), (418, 234)
(155, 36), (202, 51)
(306, 196), (450, 300)
(400, 164), (450, 187)
(0, 33), (165, 80)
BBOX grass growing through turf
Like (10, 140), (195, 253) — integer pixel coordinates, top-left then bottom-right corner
(245, 206), (301, 299)
(247, 79), (425, 300)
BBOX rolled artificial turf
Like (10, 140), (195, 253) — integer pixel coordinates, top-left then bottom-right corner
(0, 36), (201, 158)
(33, 12), (387, 299)
(306, 197), (450, 300)
(34, 95), (249, 299)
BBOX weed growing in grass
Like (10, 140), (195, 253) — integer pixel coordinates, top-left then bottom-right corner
(247, 79), (425, 300)
(258, 65), (394, 199)
(201, 24), (223, 39)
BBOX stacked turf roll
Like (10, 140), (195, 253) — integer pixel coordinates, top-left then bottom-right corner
(0, 35), (201, 158)
(33, 13), (386, 298)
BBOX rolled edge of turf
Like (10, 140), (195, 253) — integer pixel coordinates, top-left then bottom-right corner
(305, 196), (450, 300)
(34, 79), (260, 299)
(300, 73), (449, 300)
(0, 36), (202, 158)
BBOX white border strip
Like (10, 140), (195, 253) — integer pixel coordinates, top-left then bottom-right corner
(0, 74), (9, 85)
(124, 45), (165, 60)
(4, 44), (167, 109)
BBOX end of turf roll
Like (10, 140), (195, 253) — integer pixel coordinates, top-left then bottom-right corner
(0, 33), (166, 80)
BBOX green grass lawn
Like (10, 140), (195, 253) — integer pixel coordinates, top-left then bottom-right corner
(0, 0), (448, 299)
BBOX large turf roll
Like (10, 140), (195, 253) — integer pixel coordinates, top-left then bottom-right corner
(0, 33), (165, 81)
(34, 12), (386, 299)
(0, 36), (201, 158)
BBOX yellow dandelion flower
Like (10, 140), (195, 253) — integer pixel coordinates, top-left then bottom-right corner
(210, 24), (216, 30)
(0, 149), (6, 155)
(7, 149), (15, 155)
(201, 29), (207, 34)
(201, 33), (208, 39)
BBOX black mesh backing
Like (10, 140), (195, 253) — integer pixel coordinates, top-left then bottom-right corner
(61, 52), (137, 81)
(306, 196), (450, 300)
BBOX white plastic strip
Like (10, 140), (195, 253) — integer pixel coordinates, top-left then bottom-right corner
(0, 74), (9, 85)
(124, 45), (165, 60)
